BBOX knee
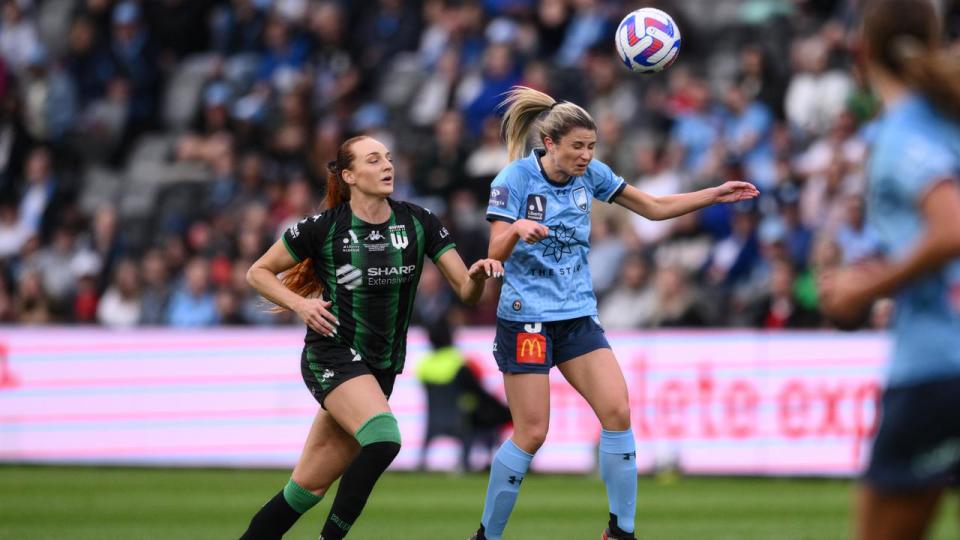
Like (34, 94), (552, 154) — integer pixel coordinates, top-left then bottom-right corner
(514, 421), (549, 453)
(356, 412), (402, 464)
(599, 402), (631, 432)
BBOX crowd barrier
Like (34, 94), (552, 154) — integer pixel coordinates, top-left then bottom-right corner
(0, 328), (888, 475)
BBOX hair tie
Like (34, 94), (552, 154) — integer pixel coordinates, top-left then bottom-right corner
(326, 160), (337, 174)
(549, 101), (559, 110)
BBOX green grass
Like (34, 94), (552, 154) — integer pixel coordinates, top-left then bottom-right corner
(0, 466), (955, 539)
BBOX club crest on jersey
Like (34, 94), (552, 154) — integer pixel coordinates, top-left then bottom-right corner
(388, 224), (408, 250)
(572, 187), (588, 212)
(525, 194), (547, 221)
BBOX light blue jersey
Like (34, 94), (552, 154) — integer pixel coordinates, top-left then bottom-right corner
(486, 149), (626, 322)
(866, 94), (960, 387)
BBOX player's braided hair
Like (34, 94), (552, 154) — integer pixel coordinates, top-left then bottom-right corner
(499, 86), (597, 161)
(863, 0), (960, 120)
(275, 135), (369, 307)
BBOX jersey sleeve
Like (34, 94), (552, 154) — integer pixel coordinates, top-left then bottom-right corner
(892, 133), (959, 205)
(588, 159), (628, 203)
(420, 208), (457, 262)
(282, 212), (330, 262)
(486, 166), (524, 223)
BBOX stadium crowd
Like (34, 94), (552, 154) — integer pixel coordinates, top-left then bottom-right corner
(0, 0), (957, 328)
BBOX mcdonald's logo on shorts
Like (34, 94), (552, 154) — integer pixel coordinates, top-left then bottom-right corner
(516, 333), (546, 364)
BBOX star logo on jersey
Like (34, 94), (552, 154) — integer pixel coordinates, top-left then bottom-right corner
(540, 223), (574, 262)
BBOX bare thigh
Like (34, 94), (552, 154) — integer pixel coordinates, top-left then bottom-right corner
(291, 375), (392, 495)
(503, 373), (551, 454)
(558, 348), (630, 431)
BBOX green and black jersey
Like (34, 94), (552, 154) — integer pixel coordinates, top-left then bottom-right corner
(282, 199), (457, 373)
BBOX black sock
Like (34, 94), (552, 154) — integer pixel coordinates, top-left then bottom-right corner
(319, 441), (401, 539)
(239, 490), (301, 540)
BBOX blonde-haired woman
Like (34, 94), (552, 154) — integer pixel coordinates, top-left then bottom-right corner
(470, 87), (758, 540)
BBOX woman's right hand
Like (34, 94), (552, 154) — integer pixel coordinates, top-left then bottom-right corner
(293, 298), (340, 337)
(514, 219), (550, 244)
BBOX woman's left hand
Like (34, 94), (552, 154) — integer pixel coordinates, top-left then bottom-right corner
(468, 258), (504, 281)
(713, 181), (760, 203)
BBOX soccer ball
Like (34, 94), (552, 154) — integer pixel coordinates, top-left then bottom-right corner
(615, 7), (681, 73)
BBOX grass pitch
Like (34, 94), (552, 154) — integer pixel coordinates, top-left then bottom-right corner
(0, 466), (955, 539)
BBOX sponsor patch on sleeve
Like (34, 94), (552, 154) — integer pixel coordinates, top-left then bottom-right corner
(489, 187), (509, 209)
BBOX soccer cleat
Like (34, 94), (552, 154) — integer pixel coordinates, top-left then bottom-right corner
(602, 513), (637, 540)
(468, 524), (486, 540)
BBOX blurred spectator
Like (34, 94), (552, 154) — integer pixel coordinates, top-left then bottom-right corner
(215, 0), (266, 56)
(784, 38), (852, 137)
(0, 201), (29, 258)
(410, 47), (462, 128)
(144, 0), (215, 63)
(750, 257), (821, 329)
(599, 252), (655, 329)
(20, 45), (77, 143)
(737, 44), (787, 120)
(96, 257), (141, 328)
(65, 15), (113, 107)
(0, 0), (40, 73)
(800, 152), (858, 234)
(794, 235), (843, 313)
(413, 261), (455, 327)
(775, 183), (813, 268)
(703, 205), (761, 288)
(464, 116), (509, 188)
(416, 318), (510, 472)
(33, 226), (100, 315)
(139, 248), (171, 326)
(722, 82), (775, 189)
(668, 78), (720, 179)
(413, 110), (468, 199)
(555, 0), (607, 67)
(0, 271), (14, 321)
(460, 43), (521, 135)
(834, 194), (881, 264)
(167, 257), (218, 327)
(589, 216), (626, 298)
(14, 267), (51, 323)
(17, 146), (58, 236)
(257, 14), (309, 84)
(108, 2), (161, 133)
(646, 265), (707, 328)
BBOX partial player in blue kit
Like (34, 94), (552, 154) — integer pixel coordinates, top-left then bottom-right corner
(818, 1), (960, 539)
(469, 86), (758, 540)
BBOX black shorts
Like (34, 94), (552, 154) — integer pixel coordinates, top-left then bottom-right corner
(301, 341), (396, 409)
(493, 315), (611, 374)
(864, 376), (960, 492)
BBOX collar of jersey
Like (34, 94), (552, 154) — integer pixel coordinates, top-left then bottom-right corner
(531, 148), (575, 188)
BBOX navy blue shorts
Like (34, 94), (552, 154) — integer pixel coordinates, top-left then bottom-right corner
(864, 376), (960, 492)
(493, 316), (610, 374)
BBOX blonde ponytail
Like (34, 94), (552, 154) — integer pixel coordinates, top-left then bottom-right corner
(499, 86), (597, 161)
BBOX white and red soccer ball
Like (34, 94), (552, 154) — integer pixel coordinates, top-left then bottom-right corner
(615, 7), (682, 73)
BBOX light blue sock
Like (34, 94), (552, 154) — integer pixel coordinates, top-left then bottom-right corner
(599, 428), (637, 534)
(480, 439), (534, 540)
